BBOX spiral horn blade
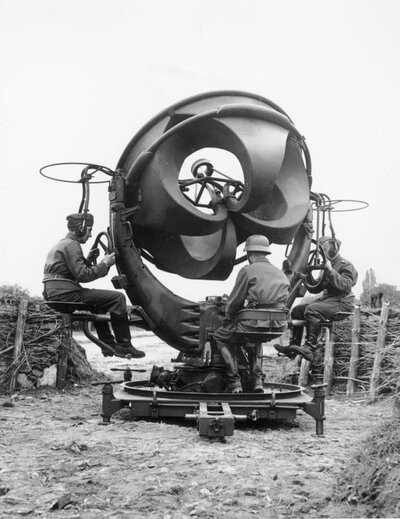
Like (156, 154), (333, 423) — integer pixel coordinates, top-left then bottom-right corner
(133, 219), (237, 280)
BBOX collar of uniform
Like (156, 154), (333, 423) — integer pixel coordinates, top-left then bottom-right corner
(252, 257), (271, 264)
(65, 231), (79, 242)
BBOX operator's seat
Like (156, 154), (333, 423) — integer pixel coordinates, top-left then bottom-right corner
(44, 300), (91, 314)
(232, 307), (289, 393)
(290, 310), (354, 333)
(233, 307), (289, 344)
(43, 299), (117, 356)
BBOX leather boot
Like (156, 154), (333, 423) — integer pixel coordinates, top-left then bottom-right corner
(247, 342), (264, 393)
(291, 325), (304, 346)
(274, 325), (303, 359)
(305, 320), (321, 346)
(94, 322), (116, 357)
(110, 313), (145, 359)
(290, 321), (320, 361)
(216, 342), (243, 393)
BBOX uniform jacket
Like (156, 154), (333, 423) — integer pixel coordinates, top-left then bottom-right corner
(225, 257), (290, 326)
(43, 232), (108, 291)
(321, 253), (358, 299)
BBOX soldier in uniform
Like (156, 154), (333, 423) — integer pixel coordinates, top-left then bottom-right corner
(42, 212), (145, 359)
(275, 236), (358, 361)
(213, 235), (290, 393)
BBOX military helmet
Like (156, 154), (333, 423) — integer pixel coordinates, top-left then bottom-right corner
(319, 236), (341, 258)
(244, 235), (271, 254)
(319, 236), (341, 249)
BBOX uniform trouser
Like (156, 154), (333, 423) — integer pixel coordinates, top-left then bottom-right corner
(81, 289), (131, 344)
(80, 288), (127, 315)
(44, 285), (129, 344)
(246, 342), (263, 387)
(213, 321), (264, 390)
(291, 296), (354, 346)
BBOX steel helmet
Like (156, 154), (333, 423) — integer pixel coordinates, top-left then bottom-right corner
(319, 236), (341, 250)
(319, 236), (341, 259)
(244, 235), (271, 254)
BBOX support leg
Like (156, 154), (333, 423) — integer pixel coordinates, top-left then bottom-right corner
(101, 383), (126, 423)
(303, 384), (326, 436)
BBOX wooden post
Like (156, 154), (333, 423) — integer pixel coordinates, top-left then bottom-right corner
(323, 325), (335, 395)
(346, 306), (361, 395)
(369, 303), (390, 402)
(298, 358), (310, 387)
(56, 314), (71, 389)
(295, 322), (309, 387)
(9, 299), (29, 392)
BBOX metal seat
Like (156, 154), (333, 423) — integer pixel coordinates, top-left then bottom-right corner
(44, 300), (92, 316)
(233, 307), (288, 344)
(44, 300), (114, 353)
(320, 311), (354, 328)
(291, 311), (354, 329)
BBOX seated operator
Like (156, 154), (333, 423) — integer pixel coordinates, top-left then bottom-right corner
(213, 235), (290, 393)
(42, 212), (145, 359)
(275, 236), (358, 362)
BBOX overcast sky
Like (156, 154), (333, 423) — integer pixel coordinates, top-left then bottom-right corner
(1, 0), (399, 301)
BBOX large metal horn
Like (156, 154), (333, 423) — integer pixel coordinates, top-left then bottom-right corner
(110, 91), (312, 354)
(117, 91), (311, 280)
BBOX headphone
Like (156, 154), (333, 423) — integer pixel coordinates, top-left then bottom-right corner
(75, 220), (87, 238)
(325, 238), (341, 260)
(70, 211), (92, 238)
(332, 239), (340, 255)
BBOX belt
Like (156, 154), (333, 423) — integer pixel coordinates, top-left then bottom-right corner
(248, 303), (288, 310)
(43, 274), (75, 281)
(324, 292), (354, 299)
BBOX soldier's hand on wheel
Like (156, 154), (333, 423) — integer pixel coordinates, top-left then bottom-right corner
(87, 248), (100, 263)
(325, 259), (333, 271)
(103, 252), (116, 267)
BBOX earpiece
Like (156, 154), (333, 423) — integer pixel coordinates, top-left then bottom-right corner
(327, 238), (340, 260)
(332, 238), (341, 256)
(76, 220), (87, 238)
(75, 212), (91, 238)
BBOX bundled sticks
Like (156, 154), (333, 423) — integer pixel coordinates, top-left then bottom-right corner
(0, 298), (95, 393)
(311, 305), (400, 397)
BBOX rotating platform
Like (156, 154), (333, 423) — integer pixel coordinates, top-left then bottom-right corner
(99, 380), (326, 439)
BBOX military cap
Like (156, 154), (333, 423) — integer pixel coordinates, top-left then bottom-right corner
(66, 212), (94, 230)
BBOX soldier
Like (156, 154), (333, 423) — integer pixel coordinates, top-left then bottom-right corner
(213, 235), (290, 393)
(275, 236), (358, 361)
(42, 212), (145, 359)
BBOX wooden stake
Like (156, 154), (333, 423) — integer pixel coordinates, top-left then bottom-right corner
(56, 314), (71, 390)
(9, 299), (29, 392)
(346, 306), (361, 395)
(369, 303), (390, 402)
(298, 358), (310, 387)
(323, 324), (335, 395)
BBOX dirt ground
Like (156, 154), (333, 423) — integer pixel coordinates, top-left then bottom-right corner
(0, 333), (394, 519)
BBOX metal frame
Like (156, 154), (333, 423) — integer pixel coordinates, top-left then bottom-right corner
(98, 380), (326, 438)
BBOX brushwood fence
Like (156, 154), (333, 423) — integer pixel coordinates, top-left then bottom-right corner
(1, 298), (400, 399)
(294, 303), (400, 398)
(0, 297), (95, 394)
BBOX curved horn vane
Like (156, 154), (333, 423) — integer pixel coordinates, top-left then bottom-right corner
(118, 92), (310, 280)
(111, 91), (312, 353)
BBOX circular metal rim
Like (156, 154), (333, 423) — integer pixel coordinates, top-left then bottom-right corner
(312, 199), (369, 213)
(121, 380), (303, 401)
(117, 90), (294, 171)
(39, 162), (112, 184)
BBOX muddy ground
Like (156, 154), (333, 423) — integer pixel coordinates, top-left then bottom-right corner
(0, 333), (394, 518)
